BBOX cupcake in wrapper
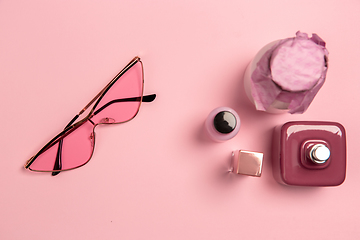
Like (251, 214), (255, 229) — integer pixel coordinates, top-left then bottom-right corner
(243, 31), (329, 114)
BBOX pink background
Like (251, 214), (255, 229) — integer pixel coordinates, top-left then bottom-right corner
(1, 0), (359, 239)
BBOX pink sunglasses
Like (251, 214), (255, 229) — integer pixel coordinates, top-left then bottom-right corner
(24, 57), (156, 176)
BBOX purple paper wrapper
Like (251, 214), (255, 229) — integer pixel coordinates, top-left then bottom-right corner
(250, 31), (329, 114)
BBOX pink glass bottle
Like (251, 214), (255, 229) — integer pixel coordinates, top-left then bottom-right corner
(272, 121), (346, 186)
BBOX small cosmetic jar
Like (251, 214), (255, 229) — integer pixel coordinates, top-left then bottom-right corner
(231, 150), (264, 177)
(272, 121), (346, 186)
(205, 107), (240, 142)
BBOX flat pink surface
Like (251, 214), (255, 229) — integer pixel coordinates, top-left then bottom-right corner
(1, 1), (359, 239)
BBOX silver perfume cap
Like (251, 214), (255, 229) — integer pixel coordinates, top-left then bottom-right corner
(309, 144), (330, 164)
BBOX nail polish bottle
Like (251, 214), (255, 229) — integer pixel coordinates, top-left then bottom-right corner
(205, 107), (240, 142)
(272, 121), (346, 186)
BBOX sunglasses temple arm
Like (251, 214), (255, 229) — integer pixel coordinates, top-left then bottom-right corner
(93, 94), (156, 116)
(143, 94), (156, 102)
(51, 139), (63, 176)
(51, 114), (81, 176)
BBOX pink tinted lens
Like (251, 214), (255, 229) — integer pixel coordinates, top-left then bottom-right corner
(29, 120), (94, 171)
(91, 61), (143, 124)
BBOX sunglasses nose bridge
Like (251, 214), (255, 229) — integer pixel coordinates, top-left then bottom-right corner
(99, 117), (116, 124)
(89, 132), (95, 147)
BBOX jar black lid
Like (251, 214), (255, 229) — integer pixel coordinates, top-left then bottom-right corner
(213, 111), (237, 134)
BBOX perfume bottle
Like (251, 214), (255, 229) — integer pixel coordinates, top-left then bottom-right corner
(272, 121), (346, 186)
(205, 107), (240, 142)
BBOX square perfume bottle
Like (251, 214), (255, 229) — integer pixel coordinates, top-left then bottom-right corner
(272, 121), (346, 186)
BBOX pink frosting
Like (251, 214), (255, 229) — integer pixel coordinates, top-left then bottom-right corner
(250, 31), (329, 114)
